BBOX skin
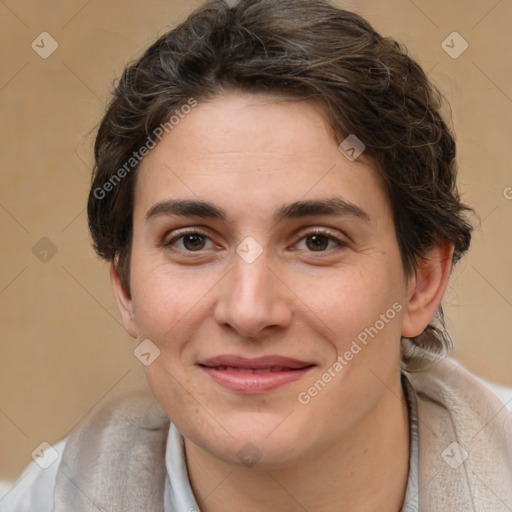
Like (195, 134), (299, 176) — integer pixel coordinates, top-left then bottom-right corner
(111, 91), (453, 512)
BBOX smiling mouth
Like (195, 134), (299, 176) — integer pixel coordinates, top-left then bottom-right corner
(198, 355), (315, 394)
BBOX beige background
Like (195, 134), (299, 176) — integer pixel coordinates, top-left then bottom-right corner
(0, 0), (511, 481)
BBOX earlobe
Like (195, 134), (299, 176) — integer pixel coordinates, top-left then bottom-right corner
(401, 242), (454, 338)
(110, 260), (138, 338)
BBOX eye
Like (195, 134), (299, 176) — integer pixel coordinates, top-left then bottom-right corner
(294, 228), (346, 252)
(162, 227), (346, 254)
(163, 230), (215, 252)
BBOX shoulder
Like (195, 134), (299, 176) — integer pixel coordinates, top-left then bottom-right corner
(406, 353), (512, 411)
(0, 438), (68, 512)
(446, 357), (512, 413)
(0, 385), (168, 512)
(475, 376), (512, 414)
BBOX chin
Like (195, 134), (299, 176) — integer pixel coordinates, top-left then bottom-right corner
(191, 416), (314, 470)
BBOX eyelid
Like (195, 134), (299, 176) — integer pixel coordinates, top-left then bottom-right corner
(295, 226), (342, 238)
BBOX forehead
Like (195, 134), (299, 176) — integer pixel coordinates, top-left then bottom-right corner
(134, 92), (391, 225)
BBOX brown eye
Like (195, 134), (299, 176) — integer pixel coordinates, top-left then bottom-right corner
(305, 234), (330, 251)
(182, 234), (207, 251)
(295, 229), (346, 253)
(164, 231), (214, 251)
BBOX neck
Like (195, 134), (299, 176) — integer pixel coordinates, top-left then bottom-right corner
(184, 375), (410, 512)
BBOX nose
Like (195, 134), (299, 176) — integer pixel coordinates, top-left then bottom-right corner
(213, 248), (294, 339)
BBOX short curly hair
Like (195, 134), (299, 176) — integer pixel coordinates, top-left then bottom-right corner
(87, 0), (473, 367)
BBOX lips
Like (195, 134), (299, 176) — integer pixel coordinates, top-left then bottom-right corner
(198, 355), (315, 394)
(200, 354), (312, 370)
(210, 366), (292, 373)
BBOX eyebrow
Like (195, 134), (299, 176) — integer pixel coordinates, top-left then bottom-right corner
(145, 196), (370, 224)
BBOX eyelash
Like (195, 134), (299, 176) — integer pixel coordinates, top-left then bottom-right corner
(163, 227), (347, 253)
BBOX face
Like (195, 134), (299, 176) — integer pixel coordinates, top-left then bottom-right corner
(114, 91), (423, 469)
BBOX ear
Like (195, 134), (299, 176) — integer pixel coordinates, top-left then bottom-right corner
(110, 260), (138, 338)
(401, 242), (454, 338)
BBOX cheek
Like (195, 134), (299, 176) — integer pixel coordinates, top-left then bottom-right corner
(129, 258), (215, 341)
(294, 262), (405, 342)
(143, 358), (219, 448)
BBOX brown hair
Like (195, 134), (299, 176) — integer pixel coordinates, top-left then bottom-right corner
(87, 0), (473, 365)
